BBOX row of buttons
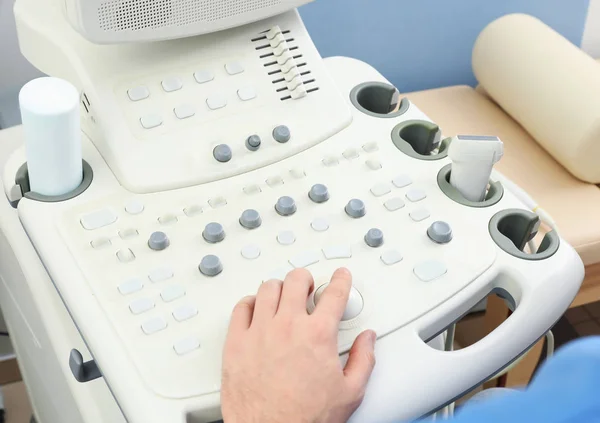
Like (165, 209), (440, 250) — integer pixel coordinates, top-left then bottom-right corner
(126, 62), (245, 102)
(212, 125), (291, 163)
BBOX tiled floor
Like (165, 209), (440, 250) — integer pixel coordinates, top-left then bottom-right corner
(565, 303), (600, 337)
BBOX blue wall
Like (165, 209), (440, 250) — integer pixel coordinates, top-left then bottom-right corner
(299, 0), (590, 92)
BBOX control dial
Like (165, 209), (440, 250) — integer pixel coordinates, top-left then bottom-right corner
(312, 283), (364, 321)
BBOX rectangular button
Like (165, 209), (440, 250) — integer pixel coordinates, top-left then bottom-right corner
(362, 142), (379, 152)
(225, 62), (244, 75)
(174, 105), (195, 119)
(194, 70), (214, 84)
(149, 266), (174, 283)
(162, 77), (183, 92)
(142, 317), (167, 335)
(80, 209), (118, 230)
(381, 250), (403, 266)
(392, 174), (412, 188)
(140, 114), (163, 129)
(161, 285), (185, 302)
(129, 298), (154, 315)
(207, 95), (227, 110)
(410, 208), (430, 222)
(209, 196), (227, 208)
(266, 176), (284, 187)
(243, 185), (262, 195)
(406, 188), (427, 202)
(238, 87), (256, 101)
(173, 305), (198, 322)
(370, 183), (391, 197)
(322, 246), (352, 260)
(118, 278), (143, 295)
(127, 86), (149, 101)
(384, 197), (405, 211)
(173, 337), (200, 355)
(91, 237), (111, 249)
(117, 248), (135, 263)
(414, 260), (447, 282)
(343, 148), (359, 160)
(289, 252), (320, 268)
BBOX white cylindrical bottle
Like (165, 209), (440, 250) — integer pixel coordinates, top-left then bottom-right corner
(19, 77), (83, 197)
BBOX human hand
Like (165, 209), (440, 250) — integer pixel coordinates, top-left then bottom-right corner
(221, 267), (377, 423)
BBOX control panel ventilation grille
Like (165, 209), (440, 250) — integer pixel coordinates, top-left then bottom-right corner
(251, 28), (319, 100)
(98, 0), (281, 32)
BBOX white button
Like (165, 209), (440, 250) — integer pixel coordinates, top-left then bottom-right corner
(289, 168), (306, 179)
(289, 251), (320, 268)
(414, 260), (447, 282)
(158, 214), (178, 225)
(243, 185), (262, 195)
(282, 59), (297, 74)
(266, 176), (284, 187)
(311, 218), (329, 232)
(322, 246), (352, 260)
(194, 70), (214, 84)
(174, 337), (200, 355)
(238, 87), (256, 101)
(366, 159), (382, 170)
(140, 114), (163, 129)
(370, 183), (391, 197)
(161, 285), (185, 302)
(119, 228), (139, 239)
(125, 200), (144, 215)
(81, 209), (118, 230)
(119, 278), (143, 295)
(91, 237), (111, 249)
(384, 197), (405, 211)
(343, 148), (360, 159)
(314, 285), (363, 321)
(162, 77), (183, 92)
(363, 142), (379, 153)
(241, 244), (261, 260)
(287, 75), (302, 91)
(265, 264), (294, 282)
(127, 86), (149, 101)
(129, 298), (154, 315)
(277, 231), (296, 245)
(117, 249), (135, 263)
(322, 156), (339, 167)
(381, 250), (403, 266)
(173, 305), (198, 322)
(406, 188), (427, 202)
(225, 62), (244, 75)
(392, 174), (412, 188)
(142, 317), (167, 335)
(274, 42), (290, 57)
(149, 266), (174, 283)
(183, 205), (203, 217)
(174, 105), (195, 120)
(207, 95), (227, 110)
(266, 25), (282, 40)
(410, 208), (431, 222)
(209, 196), (227, 208)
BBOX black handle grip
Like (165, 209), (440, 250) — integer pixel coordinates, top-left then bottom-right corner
(69, 349), (102, 383)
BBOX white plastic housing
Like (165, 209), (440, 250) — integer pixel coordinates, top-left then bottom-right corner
(18, 77), (82, 197)
(63, 0), (315, 44)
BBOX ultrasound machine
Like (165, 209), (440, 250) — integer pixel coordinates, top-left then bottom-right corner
(0, 0), (584, 422)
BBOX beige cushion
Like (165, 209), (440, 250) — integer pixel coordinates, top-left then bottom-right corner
(405, 85), (600, 265)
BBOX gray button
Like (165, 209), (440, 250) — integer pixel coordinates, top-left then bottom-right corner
(246, 135), (261, 151)
(365, 228), (384, 248)
(427, 221), (453, 244)
(273, 125), (291, 143)
(203, 222), (225, 243)
(345, 199), (366, 218)
(309, 184), (329, 203)
(275, 196), (296, 216)
(213, 144), (232, 163)
(199, 255), (223, 276)
(148, 231), (170, 251)
(240, 209), (262, 229)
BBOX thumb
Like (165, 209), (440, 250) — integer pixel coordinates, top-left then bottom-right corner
(343, 330), (377, 396)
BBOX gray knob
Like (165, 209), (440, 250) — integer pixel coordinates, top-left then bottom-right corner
(240, 209), (262, 229)
(246, 135), (261, 151)
(364, 228), (384, 248)
(148, 231), (170, 251)
(213, 144), (232, 163)
(273, 125), (291, 143)
(345, 199), (366, 218)
(309, 184), (329, 203)
(203, 222), (225, 243)
(427, 221), (453, 244)
(275, 196), (297, 216)
(199, 255), (223, 277)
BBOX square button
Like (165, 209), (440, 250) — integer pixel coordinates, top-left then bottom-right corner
(80, 209), (117, 230)
(392, 174), (412, 188)
(366, 158), (382, 170)
(414, 260), (447, 282)
(410, 208), (431, 222)
(322, 246), (352, 260)
(225, 62), (245, 75)
(173, 305), (198, 322)
(129, 298), (154, 315)
(322, 156), (339, 167)
(91, 237), (111, 249)
(207, 95), (227, 110)
(406, 188), (427, 202)
(174, 105), (195, 120)
(384, 197), (405, 211)
(161, 285), (185, 302)
(140, 114), (163, 129)
(243, 185), (262, 195)
(127, 86), (149, 101)
(362, 142), (379, 153)
(370, 183), (391, 197)
(162, 77), (183, 92)
(209, 196), (227, 208)
(381, 250), (403, 266)
(141, 317), (167, 335)
(289, 168), (306, 179)
(116, 249), (135, 263)
(266, 176), (284, 187)
(289, 251), (320, 268)
(149, 266), (174, 283)
(183, 205), (203, 217)
(343, 148), (360, 160)
(238, 87), (257, 101)
(194, 70), (214, 84)
(174, 337), (200, 355)
(118, 278), (143, 295)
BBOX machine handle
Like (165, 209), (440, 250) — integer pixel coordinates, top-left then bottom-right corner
(69, 349), (102, 383)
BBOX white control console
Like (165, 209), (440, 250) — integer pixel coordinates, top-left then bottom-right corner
(1, 3), (585, 423)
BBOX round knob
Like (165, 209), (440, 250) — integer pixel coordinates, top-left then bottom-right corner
(199, 255), (223, 277)
(364, 228), (384, 248)
(213, 144), (232, 163)
(273, 125), (291, 143)
(240, 209), (262, 229)
(246, 135), (261, 151)
(275, 196), (297, 216)
(345, 199), (366, 218)
(314, 284), (364, 321)
(309, 184), (329, 203)
(203, 222), (225, 243)
(148, 231), (170, 251)
(427, 221), (453, 244)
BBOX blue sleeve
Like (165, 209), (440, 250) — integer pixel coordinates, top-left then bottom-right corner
(437, 336), (600, 423)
